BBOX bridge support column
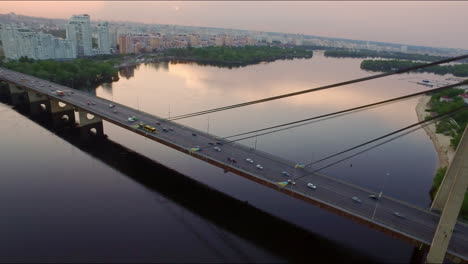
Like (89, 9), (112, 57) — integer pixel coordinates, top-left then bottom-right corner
(8, 83), (27, 106)
(48, 98), (76, 127)
(77, 111), (104, 140)
(26, 90), (50, 116)
(0, 81), (9, 99)
(426, 126), (468, 263)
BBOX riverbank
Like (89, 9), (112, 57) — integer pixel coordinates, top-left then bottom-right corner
(415, 95), (455, 168)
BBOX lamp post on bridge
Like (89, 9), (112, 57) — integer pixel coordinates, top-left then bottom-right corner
(372, 172), (390, 220)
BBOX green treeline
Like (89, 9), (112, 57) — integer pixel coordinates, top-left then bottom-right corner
(427, 88), (468, 148)
(163, 46), (313, 66)
(0, 57), (119, 88)
(324, 49), (446, 62)
(360, 59), (468, 77)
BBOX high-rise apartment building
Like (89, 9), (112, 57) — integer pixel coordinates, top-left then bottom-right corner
(97, 21), (110, 54)
(66, 14), (92, 57)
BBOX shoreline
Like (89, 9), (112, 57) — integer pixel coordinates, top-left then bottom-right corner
(415, 95), (455, 169)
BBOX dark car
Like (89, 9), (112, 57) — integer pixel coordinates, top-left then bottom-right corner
(192, 133), (197, 136)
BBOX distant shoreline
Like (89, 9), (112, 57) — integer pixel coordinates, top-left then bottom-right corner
(415, 95), (455, 169)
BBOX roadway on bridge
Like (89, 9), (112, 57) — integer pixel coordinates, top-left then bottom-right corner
(1, 67), (467, 260)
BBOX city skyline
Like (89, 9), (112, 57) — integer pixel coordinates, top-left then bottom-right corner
(0, 1), (466, 50)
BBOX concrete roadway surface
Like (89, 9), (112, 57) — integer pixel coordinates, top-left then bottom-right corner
(0, 67), (467, 260)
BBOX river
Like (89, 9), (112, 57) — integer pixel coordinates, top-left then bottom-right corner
(0, 51), (446, 262)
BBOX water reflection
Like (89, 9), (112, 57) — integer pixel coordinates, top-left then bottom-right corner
(0, 97), (376, 263)
(92, 53), (441, 262)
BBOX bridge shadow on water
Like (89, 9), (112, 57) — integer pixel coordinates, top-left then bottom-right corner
(1, 96), (378, 263)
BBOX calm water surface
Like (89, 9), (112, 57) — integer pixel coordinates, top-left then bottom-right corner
(1, 52), (445, 262)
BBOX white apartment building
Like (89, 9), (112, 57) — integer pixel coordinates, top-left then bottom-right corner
(0, 24), (76, 60)
(97, 21), (111, 54)
(66, 14), (92, 56)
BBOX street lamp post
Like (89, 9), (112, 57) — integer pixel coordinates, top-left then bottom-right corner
(372, 172), (390, 220)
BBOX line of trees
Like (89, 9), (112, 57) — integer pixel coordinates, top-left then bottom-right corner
(162, 46), (313, 67)
(0, 57), (119, 89)
(360, 59), (468, 77)
(324, 49), (447, 62)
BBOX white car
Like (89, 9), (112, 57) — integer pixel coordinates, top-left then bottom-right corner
(352, 197), (362, 203)
(245, 158), (254, 163)
(213, 147), (221, 152)
(287, 180), (296, 185)
(307, 183), (317, 189)
(256, 164), (264, 170)
(281, 171), (290, 177)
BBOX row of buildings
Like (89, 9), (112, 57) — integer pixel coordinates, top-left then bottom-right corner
(0, 14), (111, 60)
(117, 33), (258, 54)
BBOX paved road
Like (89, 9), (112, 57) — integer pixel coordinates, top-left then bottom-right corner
(1, 67), (467, 260)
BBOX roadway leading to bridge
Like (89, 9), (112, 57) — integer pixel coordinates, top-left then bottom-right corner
(0, 67), (467, 260)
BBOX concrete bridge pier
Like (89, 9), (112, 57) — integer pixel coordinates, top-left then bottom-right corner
(8, 83), (27, 106)
(48, 98), (76, 128)
(77, 110), (104, 140)
(0, 81), (10, 99)
(26, 90), (50, 116)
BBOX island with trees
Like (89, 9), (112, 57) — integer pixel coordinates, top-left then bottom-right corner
(161, 46), (313, 67)
(360, 59), (468, 77)
(324, 49), (447, 62)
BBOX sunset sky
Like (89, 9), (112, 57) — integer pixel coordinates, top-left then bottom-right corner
(0, 1), (466, 50)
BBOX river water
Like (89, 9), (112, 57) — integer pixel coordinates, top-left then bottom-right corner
(0, 52), (446, 262)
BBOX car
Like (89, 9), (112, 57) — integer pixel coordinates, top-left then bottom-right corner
(87, 102), (91, 105)
(162, 128), (169, 132)
(91, 102), (96, 105)
(287, 180), (296, 185)
(281, 171), (290, 177)
(245, 158), (254, 163)
(394, 212), (405, 219)
(168, 128), (174, 132)
(48, 85), (52, 87)
(192, 133), (197, 136)
(227, 157), (237, 163)
(351, 197), (362, 203)
(256, 164), (264, 170)
(369, 194), (379, 200)
(128, 116), (137, 122)
(208, 142), (215, 146)
(215, 141), (223, 145)
(190, 146), (201, 152)
(109, 104), (115, 108)
(113, 109), (118, 113)
(213, 147), (221, 152)
(155, 122), (161, 126)
(307, 183), (317, 189)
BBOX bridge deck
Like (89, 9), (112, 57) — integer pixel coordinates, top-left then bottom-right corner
(1, 67), (467, 260)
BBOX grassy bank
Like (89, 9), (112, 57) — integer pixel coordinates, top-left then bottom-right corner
(425, 89), (468, 221)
